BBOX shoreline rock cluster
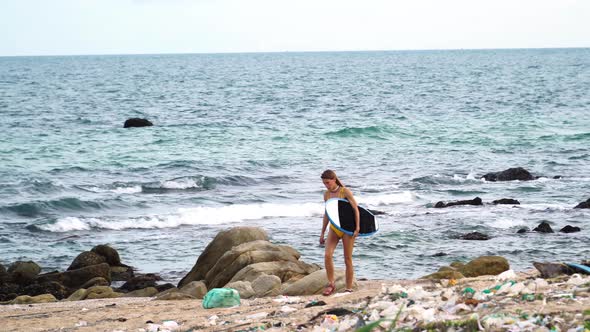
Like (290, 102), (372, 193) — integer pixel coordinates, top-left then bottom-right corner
(0, 226), (350, 306)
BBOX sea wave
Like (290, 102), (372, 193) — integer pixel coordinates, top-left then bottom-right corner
(359, 191), (416, 206)
(0, 197), (119, 217)
(33, 202), (325, 232)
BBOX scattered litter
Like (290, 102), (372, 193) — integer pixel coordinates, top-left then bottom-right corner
(75, 320), (87, 327)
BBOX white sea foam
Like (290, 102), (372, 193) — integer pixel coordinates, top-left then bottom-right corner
(83, 185), (142, 194)
(44, 202), (325, 231)
(160, 178), (201, 189)
(359, 191), (416, 206)
(488, 218), (527, 229)
(112, 186), (142, 194)
(39, 217), (92, 232)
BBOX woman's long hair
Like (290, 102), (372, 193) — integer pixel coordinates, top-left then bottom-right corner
(321, 169), (344, 187)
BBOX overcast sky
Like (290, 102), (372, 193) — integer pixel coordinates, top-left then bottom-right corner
(1, 0), (589, 56)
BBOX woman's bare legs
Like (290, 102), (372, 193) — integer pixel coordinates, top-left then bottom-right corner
(324, 230), (339, 285)
(342, 234), (356, 289)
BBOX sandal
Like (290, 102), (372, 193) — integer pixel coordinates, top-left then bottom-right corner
(322, 283), (336, 296)
(344, 288), (354, 293)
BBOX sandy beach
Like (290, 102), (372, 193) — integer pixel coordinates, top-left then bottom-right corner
(1, 270), (588, 331)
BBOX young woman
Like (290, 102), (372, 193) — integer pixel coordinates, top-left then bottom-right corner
(320, 170), (360, 295)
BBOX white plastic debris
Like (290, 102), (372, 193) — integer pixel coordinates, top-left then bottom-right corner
(280, 305), (297, 313)
(162, 320), (180, 331)
(146, 323), (160, 332)
(75, 321), (88, 327)
(567, 274), (586, 286)
(247, 312), (269, 319)
(273, 295), (301, 304)
(495, 269), (517, 281)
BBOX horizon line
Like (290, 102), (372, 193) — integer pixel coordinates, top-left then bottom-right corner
(1, 46), (589, 58)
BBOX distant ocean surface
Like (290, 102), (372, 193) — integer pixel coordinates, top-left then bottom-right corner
(1, 49), (589, 283)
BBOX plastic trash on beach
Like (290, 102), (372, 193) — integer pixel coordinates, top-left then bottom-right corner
(202, 288), (241, 309)
(162, 320), (180, 331)
(273, 295), (301, 304)
(495, 269), (517, 281)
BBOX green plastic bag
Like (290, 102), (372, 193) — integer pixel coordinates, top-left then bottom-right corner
(202, 288), (241, 309)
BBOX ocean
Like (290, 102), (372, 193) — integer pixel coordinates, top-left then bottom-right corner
(1, 49), (589, 283)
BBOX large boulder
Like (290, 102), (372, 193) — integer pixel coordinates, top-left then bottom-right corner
(178, 226), (269, 288)
(22, 281), (67, 300)
(36, 263), (111, 289)
(179, 281), (208, 299)
(251, 274), (282, 297)
(67, 251), (106, 271)
(282, 269), (353, 296)
(123, 118), (153, 128)
(91, 244), (122, 266)
(434, 197), (482, 208)
(225, 281), (255, 299)
(421, 270), (465, 280)
(228, 261), (320, 285)
(123, 287), (159, 298)
(8, 261), (41, 285)
(0, 263), (7, 283)
(205, 240), (301, 288)
(119, 274), (161, 292)
(10, 294), (57, 305)
(458, 256), (509, 277)
(574, 198), (590, 209)
(482, 167), (534, 182)
(533, 262), (573, 278)
(85, 286), (121, 299)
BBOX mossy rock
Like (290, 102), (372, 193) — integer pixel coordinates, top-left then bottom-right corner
(437, 266), (457, 273)
(459, 256), (509, 277)
(450, 261), (465, 269)
(66, 289), (88, 301)
(421, 270), (465, 280)
(11, 294), (57, 304)
(124, 287), (158, 298)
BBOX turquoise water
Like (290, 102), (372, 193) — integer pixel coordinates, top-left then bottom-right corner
(1, 49), (589, 282)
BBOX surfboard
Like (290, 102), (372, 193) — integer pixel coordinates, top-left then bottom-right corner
(325, 198), (378, 237)
(566, 263), (590, 274)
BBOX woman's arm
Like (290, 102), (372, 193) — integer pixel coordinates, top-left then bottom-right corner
(320, 191), (329, 244)
(344, 188), (360, 237)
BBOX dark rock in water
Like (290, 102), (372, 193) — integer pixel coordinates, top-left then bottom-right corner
(459, 232), (490, 240)
(517, 227), (529, 234)
(367, 209), (386, 215)
(533, 221), (554, 233)
(68, 251), (106, 271)
(533, 262), (573, 278)
(119, 274), (162, 292)
(155, 283), (176, 293)
(493, 198), (520, 205)
(8, 261), (41, 285)
(178, 226), (269, 288)
(574, 198), (590, 209)
(432, 252), (448, 257)
(22, 281), (67, 300)
(553, 175), (562, 179)
(36, 263), (111, 289)
(482, 167), (535, 182)
(559, 225), (581, 233)
(434, 197), (483, 208)
(91, 244), (122, 266)
(123, 118), (153, 128)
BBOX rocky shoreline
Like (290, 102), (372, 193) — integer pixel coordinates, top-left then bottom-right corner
(1, 224), (589, 331)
